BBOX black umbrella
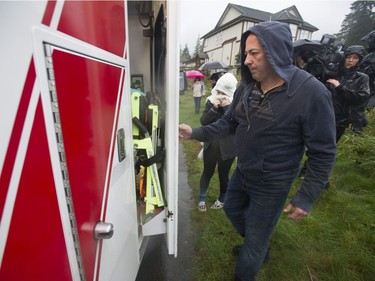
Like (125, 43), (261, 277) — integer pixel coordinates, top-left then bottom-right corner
(293, 39), (324, 58)
(199, 61), (228, 71)
(209, 71), (226, 81)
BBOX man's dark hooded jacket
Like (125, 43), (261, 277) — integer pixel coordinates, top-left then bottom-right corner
(191, 22), (336, 212)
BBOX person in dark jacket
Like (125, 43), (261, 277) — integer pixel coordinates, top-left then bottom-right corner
(210, 71), (226, 88)
(198, 73), (238, 211)
(359, 30), (375, 107)
(350, 30), (375, 131)
(179, 21), (336, 281)
(327, 45), (370, 140)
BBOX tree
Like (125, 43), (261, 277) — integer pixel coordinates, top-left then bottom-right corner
(193, 35), (203, 57)
(180, 44), (191, 63)
(336, 1), (375, 46)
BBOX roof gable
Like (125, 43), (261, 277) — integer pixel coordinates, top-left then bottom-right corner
(216, 4), (243, 27)
(231, 3), (273, 22)
(272, 5), (303, 22)
(202, 3), (318, 39)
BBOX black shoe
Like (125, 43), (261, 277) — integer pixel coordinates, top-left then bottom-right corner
(352, 128), (363, 134)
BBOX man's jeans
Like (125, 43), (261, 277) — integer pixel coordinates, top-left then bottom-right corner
(224, 168), (293, 281)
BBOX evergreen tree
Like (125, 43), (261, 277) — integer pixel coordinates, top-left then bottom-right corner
(180, 44), (191, 63)
(336, 1), (375, 46)
(193, 35), (202, 57)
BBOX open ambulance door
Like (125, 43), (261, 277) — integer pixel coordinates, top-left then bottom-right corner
(32, 24), (139, 280)
(164, 0), (180, 258)
(0, 1), (179, 280)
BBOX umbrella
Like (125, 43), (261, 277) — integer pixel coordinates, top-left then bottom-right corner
(293, 39), (324, 58)
(199, 61), (228, 71)
(186, 70), (204, 79)
(209, 71), (226, 81)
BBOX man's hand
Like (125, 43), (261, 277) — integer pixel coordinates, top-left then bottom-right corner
(179, 124), (193, 140)
(283, 204), (308, 220)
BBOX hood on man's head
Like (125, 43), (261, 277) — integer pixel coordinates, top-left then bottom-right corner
(240, 21), (294, 85)
(211, 73), (238, 97)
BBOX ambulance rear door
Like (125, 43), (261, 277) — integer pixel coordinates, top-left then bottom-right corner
(32, 21), (139, 281)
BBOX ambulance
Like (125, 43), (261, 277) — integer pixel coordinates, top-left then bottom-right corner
(0, 1), (180, 280)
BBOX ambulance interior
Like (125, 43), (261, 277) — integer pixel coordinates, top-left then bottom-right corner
(127, 1), (178, 257)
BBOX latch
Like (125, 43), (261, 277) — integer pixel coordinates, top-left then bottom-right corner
(167, 211), (174, 218)
(94, 222), (114, 240)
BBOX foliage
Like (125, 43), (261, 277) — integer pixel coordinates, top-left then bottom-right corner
(336, 1), (375, 45)
(179, 90), (375, 281)
(181, 43), (192, 63)
(180, 35), (204, 63)
(193, 34), (204, 58)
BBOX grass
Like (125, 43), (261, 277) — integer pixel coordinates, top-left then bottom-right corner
(179, 82), (375, 281)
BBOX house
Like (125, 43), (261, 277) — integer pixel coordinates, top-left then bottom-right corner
(201, 4), (318, 70)
(181, 52), (209, 70)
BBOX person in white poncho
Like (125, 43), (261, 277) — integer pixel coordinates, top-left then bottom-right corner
(197, 73), (238, 211)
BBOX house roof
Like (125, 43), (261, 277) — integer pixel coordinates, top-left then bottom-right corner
(183, 52), (209, 64)
(202, 3), (318, 39)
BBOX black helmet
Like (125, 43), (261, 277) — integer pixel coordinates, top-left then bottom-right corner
(344, 45), (365, 59)
(361, 30), (375, 50)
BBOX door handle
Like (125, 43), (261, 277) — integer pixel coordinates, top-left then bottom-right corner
(94, 222), (114, 240)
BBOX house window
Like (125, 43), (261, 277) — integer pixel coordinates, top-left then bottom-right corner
(243, 21), (254, 33)
(299, 29), (311, 40)
(289, 24), (298, 40)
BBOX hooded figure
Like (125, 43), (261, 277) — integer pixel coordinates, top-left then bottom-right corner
(327, 45), (370, 138)
(359, 30), (375, 108)
(362, 30), (375, 52)
(197, 73), (238, 211)
(179, 22), (336, 281)
(207, 72), (237, 104)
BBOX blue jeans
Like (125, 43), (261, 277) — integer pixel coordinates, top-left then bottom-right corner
(193, 96), (202, 113)
(224, 168), (293, 281)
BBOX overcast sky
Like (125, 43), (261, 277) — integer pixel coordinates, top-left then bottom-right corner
(180, 0), (353, 52)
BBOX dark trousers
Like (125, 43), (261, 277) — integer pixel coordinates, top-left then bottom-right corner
(224, 168), (293, 281)
(193, 96), (202, 113)
(199, 143), (235, 202)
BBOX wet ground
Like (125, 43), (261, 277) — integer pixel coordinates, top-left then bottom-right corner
(136, 144), (196, 281)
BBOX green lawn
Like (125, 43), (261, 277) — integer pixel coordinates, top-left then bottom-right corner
(179, 83), (375, 281)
